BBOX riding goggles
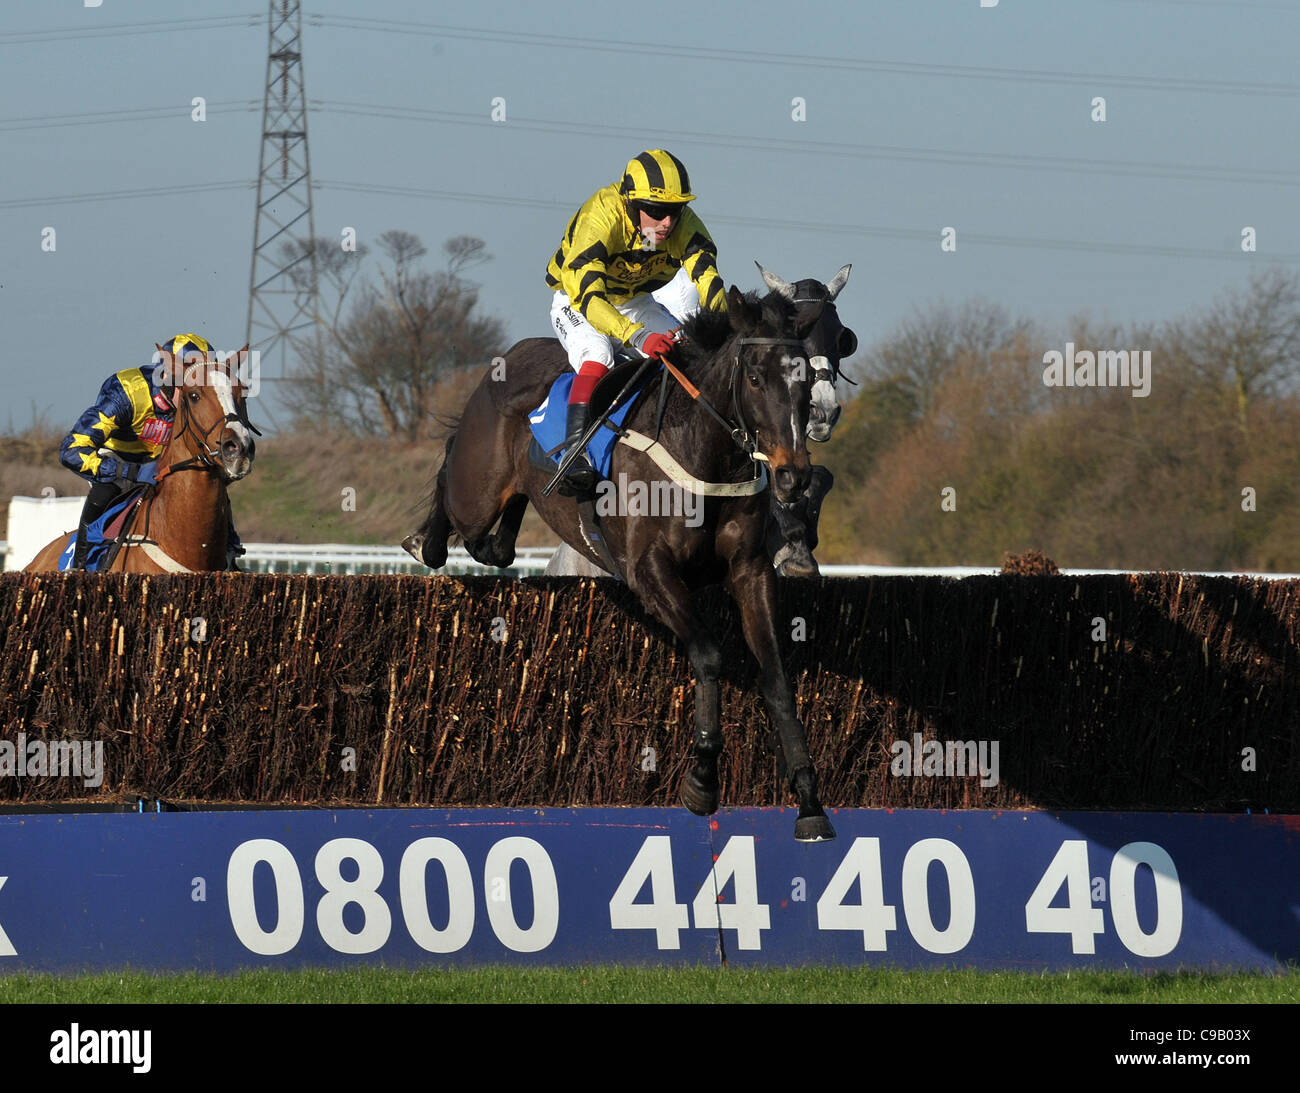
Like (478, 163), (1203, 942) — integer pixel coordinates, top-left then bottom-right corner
(632, 200), (685, 222)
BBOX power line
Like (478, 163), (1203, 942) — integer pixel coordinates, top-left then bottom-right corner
(9, 175), (1288, 269)
(306, 14), (1300, 99)
(1122, 0), (1300, 10)
(8, 10), (1298, 99)
(8, 173), (1276, 266)
(314, 179), (1300, 265)
(0, 101), (259, 132)
(0, 180), (251, 210)
(0, 14), (262, 46)
(312, 99), (1300, 190)
(3, 92), (1292, 191)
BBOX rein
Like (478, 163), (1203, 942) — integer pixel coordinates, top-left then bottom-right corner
(156, 386), (259, 483)
(118, 378), (253, 566)
(659, 335), (807, 462)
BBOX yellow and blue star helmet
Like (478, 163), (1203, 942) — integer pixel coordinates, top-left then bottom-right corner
(159, 333), (212, 362)
(151, 333), (212, 411)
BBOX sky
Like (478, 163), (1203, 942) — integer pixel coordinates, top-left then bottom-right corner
(2, 0), (1298, 431)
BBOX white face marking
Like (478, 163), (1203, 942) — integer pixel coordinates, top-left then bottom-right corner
(207, 369), (251, 447)
(781, 354), (800, 447)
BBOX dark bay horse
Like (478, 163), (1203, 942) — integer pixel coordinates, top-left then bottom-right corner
(26, 352), (257, 574)
(541, 263), (857, 579)
(406, 285), (836, 840)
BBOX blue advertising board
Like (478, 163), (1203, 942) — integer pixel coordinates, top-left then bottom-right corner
(0, 808), (1294, 972)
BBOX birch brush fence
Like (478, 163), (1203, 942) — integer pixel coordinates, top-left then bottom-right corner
(1, 572), (1295, 810)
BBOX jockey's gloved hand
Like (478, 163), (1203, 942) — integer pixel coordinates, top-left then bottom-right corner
(95, 451), (159, 486)
(94, 455), (125, 485)
(630, 328), (675, 361)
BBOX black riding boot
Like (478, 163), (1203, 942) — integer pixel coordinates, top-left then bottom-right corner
(70, 522), (93, 571)
(558, 401), (598, 496)
(70, 481), (123, 571)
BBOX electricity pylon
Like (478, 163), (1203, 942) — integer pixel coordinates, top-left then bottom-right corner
(246, 0), (319, 382)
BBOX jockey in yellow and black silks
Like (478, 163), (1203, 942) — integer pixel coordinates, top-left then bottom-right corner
(60, 333), (245, 570)
(545, 149), (726, 494)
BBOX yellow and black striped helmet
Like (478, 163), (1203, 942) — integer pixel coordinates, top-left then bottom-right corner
(619, 149), (696, 204)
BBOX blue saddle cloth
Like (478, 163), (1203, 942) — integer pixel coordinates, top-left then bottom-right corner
(528, 366), (658, 480)
(56, 492), (140, 572)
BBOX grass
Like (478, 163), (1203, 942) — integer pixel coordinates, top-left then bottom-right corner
(1, 965), (1295, 1004)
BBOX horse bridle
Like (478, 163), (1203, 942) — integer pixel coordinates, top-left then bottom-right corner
(654, 333), (808, 462)
(728, 336), (809, 460)
(121, 382), (258, 559)
(791, 295), (849, 387)
(155, 379), (261, 481)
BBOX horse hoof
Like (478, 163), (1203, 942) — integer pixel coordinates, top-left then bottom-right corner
(404, 532), (445, 570)
(401, 532), (424, 560)
(680, 771), (718, 816)
(487, 538), (516, 568)
(773, 541), (820, 579)
(794, 812), (836, 842)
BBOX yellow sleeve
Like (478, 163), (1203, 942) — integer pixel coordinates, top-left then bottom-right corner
(559, 202), (643, 344)
(678, 214), (727, 313)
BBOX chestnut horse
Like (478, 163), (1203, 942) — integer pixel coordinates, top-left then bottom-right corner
(406, 285), (836, 841)
(25, 352), (257, 574)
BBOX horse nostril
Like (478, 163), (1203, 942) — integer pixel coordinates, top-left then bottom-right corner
(222, 440), (241, 460)
(775, 465), (811, 498)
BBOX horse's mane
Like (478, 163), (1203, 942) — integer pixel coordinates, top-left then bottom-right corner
(675, 291), (790, 369)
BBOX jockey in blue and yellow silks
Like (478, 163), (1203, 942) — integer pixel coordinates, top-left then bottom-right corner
(60, 333), (244, 570)
(545, 149), (726, 494)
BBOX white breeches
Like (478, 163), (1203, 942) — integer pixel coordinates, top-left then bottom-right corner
(549, 267), (700, 371)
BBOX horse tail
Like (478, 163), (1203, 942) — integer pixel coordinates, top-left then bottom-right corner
(411, 416), (459, 509)
(410, 418), (462, 551)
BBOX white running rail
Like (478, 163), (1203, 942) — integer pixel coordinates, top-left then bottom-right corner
(3, 539), (1299, 580)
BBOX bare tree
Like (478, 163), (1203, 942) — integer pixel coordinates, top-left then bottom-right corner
(280, 232), (506, 440)
(1166, 267), (1300, 437)
(862, 299), (1034, 421)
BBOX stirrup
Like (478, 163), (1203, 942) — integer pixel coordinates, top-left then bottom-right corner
(558, 455), (598, 497)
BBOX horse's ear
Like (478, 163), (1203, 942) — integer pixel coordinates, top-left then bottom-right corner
(726, 286), (760, 333)
(826, 264), (851, 301)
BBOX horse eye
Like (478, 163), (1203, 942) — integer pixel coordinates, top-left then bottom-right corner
(189, 391), (200, 402)
(838, 328), (858, 357)
(747, 370), (763, 388)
